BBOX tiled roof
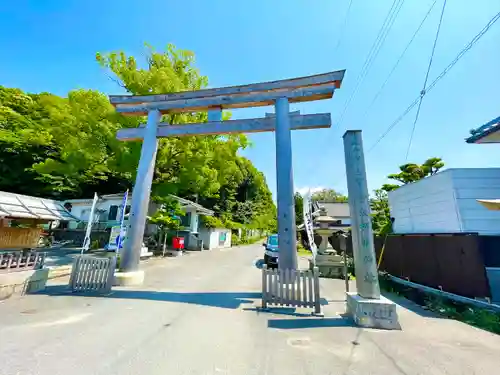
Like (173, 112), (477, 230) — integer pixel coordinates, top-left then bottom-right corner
(313, 202), (350, 218)
(466, 115), (500, 144)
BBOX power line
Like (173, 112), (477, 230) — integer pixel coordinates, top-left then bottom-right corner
(333, 0), (355, 57)
(368, 8), (500, 153)
(405, 0), (447, 160)
(361, 0), (437, 120)
(337, 0), (405, 128)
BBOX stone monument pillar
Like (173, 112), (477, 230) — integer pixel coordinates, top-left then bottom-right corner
(342, 130), (400, 330)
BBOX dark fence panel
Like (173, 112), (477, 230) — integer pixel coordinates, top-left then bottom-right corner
(52, 229), (110, 248)
(477, 236), (500, 267)
(339, 233), (491, 299)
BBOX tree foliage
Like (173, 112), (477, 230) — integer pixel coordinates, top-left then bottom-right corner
(382, 157), (445, 192)
(311, 188), (348, 203)
(371, 157), (445, 235)
(0, 43), (276, 232)
(294, 192), (304, 226)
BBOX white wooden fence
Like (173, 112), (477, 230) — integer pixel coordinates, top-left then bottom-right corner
(262, 265), (321, 314)
(69, 255), (116, 293)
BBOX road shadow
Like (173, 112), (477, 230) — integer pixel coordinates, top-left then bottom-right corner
(39, 286), (261, 310)
(268, 316), (355, 329)
(254, 259), (265, 269)
(243, 307), (314, 317)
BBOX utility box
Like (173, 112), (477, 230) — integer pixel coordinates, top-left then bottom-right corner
(388, 168), (500, 235)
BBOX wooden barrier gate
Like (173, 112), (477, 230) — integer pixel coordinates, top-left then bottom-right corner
(0, 251), (45, 273)
(69, 255), (116, 293)
(262, 265), (321, 314)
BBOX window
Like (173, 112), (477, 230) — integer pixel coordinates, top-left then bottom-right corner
(180, 212), (191, 228)
(108, 205), (118, 221)
(267, 235), (278, 246)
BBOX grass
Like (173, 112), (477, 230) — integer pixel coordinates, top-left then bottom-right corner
(379, 274), (500, 334)
(296, 243), (312, 257)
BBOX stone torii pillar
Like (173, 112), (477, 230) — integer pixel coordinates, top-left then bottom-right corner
(109, 70), (345, 285)
(343, 130), (400, 330)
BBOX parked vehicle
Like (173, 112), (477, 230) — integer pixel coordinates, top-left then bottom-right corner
(263, 234), (279, 268)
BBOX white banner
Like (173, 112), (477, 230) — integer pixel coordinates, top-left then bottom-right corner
(302, 190), (317, 263)
(115, 190), (129, 254)
(82, 193), (98, 254)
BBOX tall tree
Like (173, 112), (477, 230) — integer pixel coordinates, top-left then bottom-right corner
(372, 157), (445, 235)
(311, 188), (348, 203)
(382, 157), (444, 192)
(294, 192), (304, 226)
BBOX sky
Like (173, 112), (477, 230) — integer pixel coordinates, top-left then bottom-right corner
(0, 0), (499, 199)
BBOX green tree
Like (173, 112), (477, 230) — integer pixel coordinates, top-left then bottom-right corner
(372, 157), (445, 234)
(97, 43), (250, 199)
(382, 157), (445, 192)
(149, 196), (185, 252)
(311, 188), (348, 203)
(370, 189), (392, 235)
(294, 192), (304, 226)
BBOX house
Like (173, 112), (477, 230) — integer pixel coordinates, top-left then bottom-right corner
(465, 115), (500, 144)
(388, 168), (500, 235)
(62, 193), (231, 250)
(465, 116), (500, 211)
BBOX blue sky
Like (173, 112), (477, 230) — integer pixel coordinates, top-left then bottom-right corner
(0, 0), (499, 198)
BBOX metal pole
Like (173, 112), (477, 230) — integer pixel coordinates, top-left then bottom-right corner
(343, 130), (380, 299)
(120, 110), (161, 272)
(274, 97), (298, 270)
(339, 233), (349, 293)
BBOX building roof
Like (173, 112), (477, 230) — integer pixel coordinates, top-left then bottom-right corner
(65, 192), (214, 216)
(0, 191), (79, 221)
(466, 115), (500, 144)
(170, 195), (214, 216)
(313, 202), (350, 218)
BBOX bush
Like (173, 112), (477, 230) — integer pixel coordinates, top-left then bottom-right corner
(231, 233), (241, 246)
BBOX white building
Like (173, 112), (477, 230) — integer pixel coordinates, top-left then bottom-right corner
(63, 193), (231, 250)
(388, 168), (500, 235)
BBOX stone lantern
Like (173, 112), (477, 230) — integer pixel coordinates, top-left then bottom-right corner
(309, 207), (345, 278)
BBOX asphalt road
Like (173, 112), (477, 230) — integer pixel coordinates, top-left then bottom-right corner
(1, 244), (499, 375)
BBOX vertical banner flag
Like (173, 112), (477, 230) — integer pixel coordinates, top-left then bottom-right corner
(302, 189), (317, 263)
(82, 193), (98, 254)
(116, 190), (129, 254)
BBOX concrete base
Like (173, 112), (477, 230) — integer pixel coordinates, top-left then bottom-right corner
(346, 292), (400, 330)
(113, 270), (145, 286)
(0, 268), (49, 300)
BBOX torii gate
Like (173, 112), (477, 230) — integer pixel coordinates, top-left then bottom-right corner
(109, 70), (345, 284)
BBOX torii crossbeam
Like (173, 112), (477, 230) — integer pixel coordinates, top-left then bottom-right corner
(109, 70), (345, 283)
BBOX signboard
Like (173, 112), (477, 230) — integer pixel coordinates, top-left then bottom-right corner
(108, 226), (122, 250)
(302, 191), (317, 263)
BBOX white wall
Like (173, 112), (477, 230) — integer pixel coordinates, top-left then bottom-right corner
(199, 228), (231, 249)
(389, 168), (500, 235)
(388, 170), (461, 233)
(452, 168), (500, 235)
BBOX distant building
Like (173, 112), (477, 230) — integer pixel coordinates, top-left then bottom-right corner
(62, 193), (231, 250)
(313, 201), (351, 231)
